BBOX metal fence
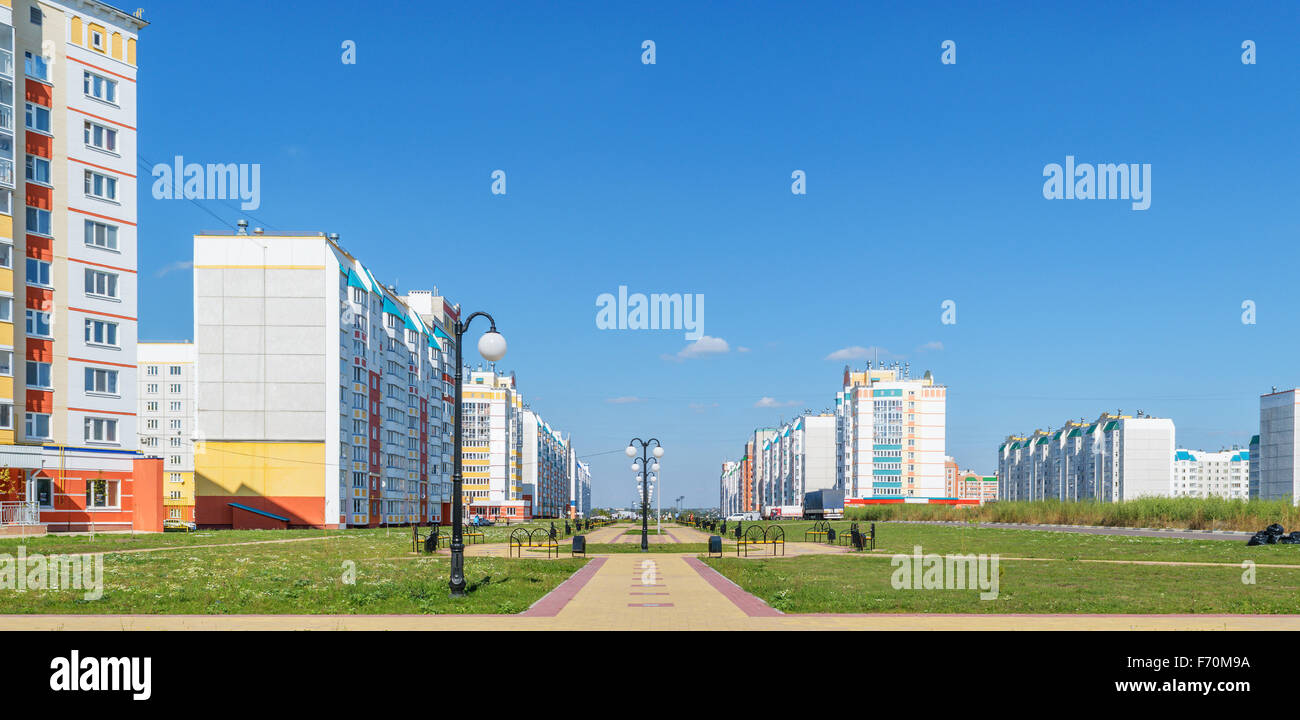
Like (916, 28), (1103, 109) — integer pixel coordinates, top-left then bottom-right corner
(0, 501), (38, 526)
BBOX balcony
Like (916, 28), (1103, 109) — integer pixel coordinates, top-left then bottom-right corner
(0, 49), (11, 79)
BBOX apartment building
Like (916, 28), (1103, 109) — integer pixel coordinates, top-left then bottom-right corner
(192, 228), (453, 529)
(1249, 434), (1260, 499)
(138, 342), (193, 522)
(520, 408), (568, 519)
(998, 412), (1175, 502)
(836, 364), (948, 504)
(744, 428), (775, 511)
(459, 367), (528, 522)
(0, 0), (161, 533)
(760, 413), (836, 515)
(1172, 447), (1249, 500)
(1259, 388), (1299, 504)
(957, 470), (998, 503)
(572, 455), (591, 518)
(719, 460), (738, 516)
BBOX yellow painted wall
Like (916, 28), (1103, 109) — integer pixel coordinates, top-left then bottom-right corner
(164, 470), (195, 505)
(70, 16), (82, 45)
(195, 441), (326, 497)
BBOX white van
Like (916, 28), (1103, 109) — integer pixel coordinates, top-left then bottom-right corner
(725, 513), (744, 522)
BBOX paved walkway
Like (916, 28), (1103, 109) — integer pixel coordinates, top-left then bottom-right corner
(5, 523), (1297, 631)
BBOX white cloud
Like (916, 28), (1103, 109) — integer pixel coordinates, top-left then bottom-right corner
(663, 335), (729, 361)
(916, 341), (944, 352)
(155, 260), (193, 278)
(824, 345), (891, 362)
(606, 396), (644, 404)
(689, 402), (719, 414)
(737, 346), (751, 353)
(754, 397), (801, 408)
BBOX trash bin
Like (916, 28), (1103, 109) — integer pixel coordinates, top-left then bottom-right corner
(572, 535), (586, 556)
(708, 535), (722, 557)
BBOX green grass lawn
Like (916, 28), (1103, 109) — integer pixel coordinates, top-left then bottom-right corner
(733, 520), (1296, 565)
(704, 554), (1300, 614)
(0, 529), (586, 615)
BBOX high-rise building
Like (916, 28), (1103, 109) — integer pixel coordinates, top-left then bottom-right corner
(998, 412), (1175, 502)
(745, 428), (775, 511)
(192, 229), (452, 528)
(1259, 388), (1300, 504)
(719, 460), (738, 515)
(836, 364), (948, 504)
(0, 1), (161, 533)
(761, 413), (836, 515)
(1249, 434), (1260, 499)
(459, 367), (527, 522)
(138, 342), (194, 522)
(1172, 447), (1249, 500)
(520, 408), (568, 519)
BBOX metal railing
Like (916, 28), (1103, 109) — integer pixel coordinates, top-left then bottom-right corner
(0, 501), (39, 525)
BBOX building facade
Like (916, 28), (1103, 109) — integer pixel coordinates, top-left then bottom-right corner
(1259, 388), (1299, 504)
(137, 342), (193, 522)
(998, 413), (1175, 502)
(760, 413), (835, 515)
(192, 229), (452, 528)
(837, 364), (949, 504)
(459, 368), (528, 522)
(1172, 447), (1249, 500)
(0, 0), (161, 533)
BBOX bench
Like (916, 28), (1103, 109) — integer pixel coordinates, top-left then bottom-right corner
(804, 520), (833, 543)
(737, 525), (785, 557)
(509, 527), (559, 559)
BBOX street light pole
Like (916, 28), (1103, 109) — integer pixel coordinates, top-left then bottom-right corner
(625, 437), (664, 552)
(449, 311), (507, 597)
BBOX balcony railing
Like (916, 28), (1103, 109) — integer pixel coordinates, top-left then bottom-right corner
(0, 501), (39, 526)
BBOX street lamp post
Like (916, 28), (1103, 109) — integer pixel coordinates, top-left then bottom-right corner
(448, 312), (507, 597)
(625, 438), (664, 551)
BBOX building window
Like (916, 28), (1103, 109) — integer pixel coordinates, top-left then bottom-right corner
(169, 365), (181, 376)
(84, 417), (118, 443)
(169, 401), (181, 412)
(0, 296), (10, 323)
(25, 361), (50, 389)
(25, 206), (50, 235)
(146, 419), (157, 430)
(146, 401), (158, 412)
(90, 30), (104, 51)
(84, 170), (117, 201)
(84, 367), (118, 395)
(168, 508), (181, 519)
(0, 403), (10, 430)
(23, 51), (49, 81)
(24, 103), (49, 133)
(84, 121), (117, 153)
(0, 243), (10, 269)
(0, 349), (9, 376)
(147, 365), (158, 376)
(25, 258), (50, 287)
(146, 383), (158, 394)
(25, 155), (50, 184)
(84, 318), (119, 347)
(24, 412), (50, 439)
(29, 7), (41, 24)
(84, 268), (118, 298)
(169, 418), (181, 431)
(168, 383), (181, 394)
(85, 219), (118, 250)
(169, 473), (182, 483)
(86, 479), (119, 508)
(83, 71), (116, 103)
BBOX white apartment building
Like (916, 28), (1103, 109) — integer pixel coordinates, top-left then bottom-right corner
(138, 342), (194, 522)
(1259, 388), (1300, 504)
(572, 455), (591, 518)
(460, 368), (528, 522)
(998, 412), (1175, 502)
(836, 364), (947, 503)
(521, 408), (568, 519)
(1173, 448), (1249, 500)
(761, 413), (836, 514)
(719, 460), (738, 516)
(192, 228), (452, 528)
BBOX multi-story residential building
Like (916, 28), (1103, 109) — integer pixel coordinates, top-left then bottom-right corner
(573, 456), (591, 518)
(0, 1), (162, 533)
(1249, 434), (1260, 499)
(138, 342), (194, 522)
(998, 412), (1175, 502)
(836, 363), (948, 505)
(760, 413), (836, 515)
(459, 367), (527, 522)
(719, 460), (738, 516)
(1172, 447), (1249, 500)
(956, 470), (998, 503)
(745, 428), (775, 511)
(1259, 388), (1300, 504)
(192, 228), (452, 528)
(520, 408), (567, 519)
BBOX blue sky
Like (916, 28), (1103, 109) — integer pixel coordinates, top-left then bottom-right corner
(137, 0), (1300, 508)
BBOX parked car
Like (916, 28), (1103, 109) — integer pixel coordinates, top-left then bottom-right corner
(164, 519), (196, 532)
(725, 513), (745, 522)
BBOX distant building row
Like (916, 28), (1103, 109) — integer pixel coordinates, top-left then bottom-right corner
(721, 364), (994, 518)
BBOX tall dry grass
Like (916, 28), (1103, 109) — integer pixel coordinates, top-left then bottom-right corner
(843, 497), (1300, 532)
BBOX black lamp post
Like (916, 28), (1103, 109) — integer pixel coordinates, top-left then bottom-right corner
(625, 437), (664, 552)
(448, 311), (507, 597)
